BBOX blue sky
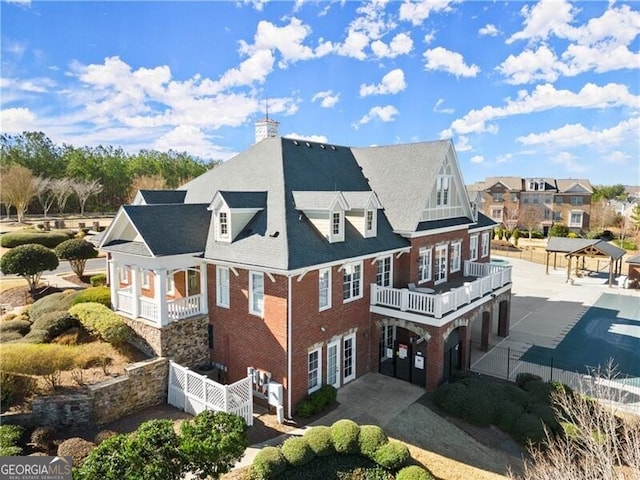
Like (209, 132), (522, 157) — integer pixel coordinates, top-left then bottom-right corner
(1, 0), (638, 186)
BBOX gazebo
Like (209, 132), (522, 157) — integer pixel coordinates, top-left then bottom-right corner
(545, 237), (626, 287)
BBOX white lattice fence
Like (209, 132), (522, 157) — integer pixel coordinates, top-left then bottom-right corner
(168, 361), (253, 426)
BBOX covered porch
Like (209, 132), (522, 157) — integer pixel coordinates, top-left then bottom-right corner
(370, 260), (512, 327)
(109, 259), (208, 327)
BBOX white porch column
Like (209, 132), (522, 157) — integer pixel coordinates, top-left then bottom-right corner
(131, 265), (140, 319)
(199, 264), (208, 314)
(108, 260), (118, 311)
(155, 268), (169, 327)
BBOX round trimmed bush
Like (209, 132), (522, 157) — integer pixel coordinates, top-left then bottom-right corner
(30, 291), (80, 319)
(499, 384), (531, 408)
(93, 430), (118, 445)
(495, 401), (525, 433)
(373, 441), (410, 470)
(523, 380), (554, 404)
(434, 382), (468, 416)
(511, 413), (546, 445)
(358, 425), (388, 459)
(90, 273), (107, 287)
(528, 401), (560, 433)
(0, 331), (24, 343)
(461, 387), (495, 427)
(0, 319), (31, 335)
(396, 465), (434, 480)
(30, 426), (56, 452)
(71, 287), (111, 308)
(0, 230), (74, 249)
(57, 437), (95, 468)
(20, 329), (49, 344)
(331, 419), (360, 454)
(250, 446), (287, 480)
(281, 436), (314, 467)
(69, 303), (130, 345)
(303, 426), (334, 456)
(515, 372), (542, 389)
(30, 311), (76, 340)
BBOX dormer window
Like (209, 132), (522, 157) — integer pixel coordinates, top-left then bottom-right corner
(218, 212), (229, 238)
(209, 191), (266, 243)
(332, 212), (341, 235)
(330, 210), (344, 242)
(365, 210), (374, 233)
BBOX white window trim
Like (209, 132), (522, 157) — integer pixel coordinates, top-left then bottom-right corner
(569, 210), (583, 228)
(418, 247), (432, 284)
(140, 268), (149, 289)
(481, 232), (490, 258)
(329, 210), (344, 243)
(216, 266), (230, 308)
(469, 235), (479, 261)
(326, 340), (341, 389)
(343, 333), (356, 384)
(364, 209), (376, 237)
(319, 268), (331, 312)
(119, 265), (131, 284)
(249, 271), (264, 317)
(376, 255), (393, 287)
(308, 347), (322, 394)
(166, 270), (175, 295)
(217, 208), (230, 242)
(342, 261), (363, 303)
(434, 244), (448, 285)
(450, 241), (461, 273)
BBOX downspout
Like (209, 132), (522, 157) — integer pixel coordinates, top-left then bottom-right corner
(287, 275), (293, 419)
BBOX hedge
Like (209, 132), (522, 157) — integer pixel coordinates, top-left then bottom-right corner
(358, 425), (388, 459)
(280, 437), (314, 467)
(90, 273), (107, 287)
(373, 441), (410, 470)
(30, 311), (77, 341)
(0, 319), (32, 335)
(0, 230), (74, 249)
(71, 286), (112, 308)
(29, 290), (80, 319)
(0, 424), (24, 456)
(396, 465), (434, 480)
(511, 413), (547, 445)
(69, 303), (130, 345)
(296, 384), (337, 417)
(330, 419), (360, 454)
(303, 425), (334, 457)
(249, 446), (287, 480)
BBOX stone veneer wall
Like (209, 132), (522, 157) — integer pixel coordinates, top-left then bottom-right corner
(123, 315), (209, 367)
(0, 358), (169, 429)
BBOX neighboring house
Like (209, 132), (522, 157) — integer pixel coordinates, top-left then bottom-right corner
(467, 177), (594, 235)
(97, 126), (512, 418)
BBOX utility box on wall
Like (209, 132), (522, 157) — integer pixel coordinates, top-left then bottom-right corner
(268, 381), (283, 407)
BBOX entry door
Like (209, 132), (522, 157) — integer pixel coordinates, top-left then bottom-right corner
(394, 341), (412, 382)
(343, 334), (356, 383)
(327, 340), (341, 389)
(435, 244), (448, 284)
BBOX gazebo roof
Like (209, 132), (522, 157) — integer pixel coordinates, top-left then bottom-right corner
(546, 237), (626, 260)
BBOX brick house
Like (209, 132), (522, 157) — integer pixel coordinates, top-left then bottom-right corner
(468, 177), (594, 235)
(98, 131), (512, 418)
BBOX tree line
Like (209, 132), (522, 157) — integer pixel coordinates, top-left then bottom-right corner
(0, 131), (219, 219)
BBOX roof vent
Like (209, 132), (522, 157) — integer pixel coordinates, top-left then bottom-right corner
(320, 144), (325, 149)
(330, 145), (336, 151)
(293, 140), (299, 146)
(305, 142), (311, 148)
(270, 231), (280, 238)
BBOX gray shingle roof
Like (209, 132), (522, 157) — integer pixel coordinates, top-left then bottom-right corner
(138, 190), (186, 204)
(555, 179), (593, 193)
(102, 240), (152, 257)
(119, 203), (210, 256)
(292, 191), (344, 210)
(218, 191), (267, 209)
(546, 237), (625, 259)
(626, 254), (640, 264)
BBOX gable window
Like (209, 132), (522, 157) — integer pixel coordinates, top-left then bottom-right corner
(492, 193), (503, 202)
(470, 235), (479, 261)
(569, 211), (583, 228)
(450, 241), (461, 273)
(418, 248), (432, 283)
(436, 175), (451, 206)
(249, 271), (264, 316)
(365, 210), (375, 236)
(216, 266), (230, 308)
(342, 262), (362, 302)
(218, 211), (229, 239)
(571, 196), (583, 206)
(376, 256), (392, 287)
(308, 348), (322, 394)
(319, 268), (331, 311)
(481, 232), (490, 257)
(434, 245), (448, 284)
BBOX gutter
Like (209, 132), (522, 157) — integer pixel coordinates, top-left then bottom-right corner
(287, 275), (293, 419)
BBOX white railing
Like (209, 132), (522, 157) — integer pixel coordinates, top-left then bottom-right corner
(117, 291), (134, 315)
(168, 295), (201, 321)
(370, 262), (512, 319)
(139, 297), (160, 325)
(168, 361), (253, 426)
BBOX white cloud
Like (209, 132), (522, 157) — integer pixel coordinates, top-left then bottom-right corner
(516, 117), (640, 148)
(507, 0), (576, 44)
(470, 155), (484, 164)
(236, 0), (267, 12)
(335, 0), (396, 60)
(399, 0), (455, 26)
(353, 105), (399, 128)
(360, 69), (407, 97)
(479, 24), (499, 37)
(495, 153), (512, 164)
(497, 45), (563, 84)
(154, 125), (236, 160)
(423, 47), (480, 77)
(3, 40), (27, 57)
(311, 90), (340, 108)
(283, 132), (329, 143)
(0, 107), (36, 132)
(444, 83), (640, 136)
(454, 135), (472, 152)
(603, 151), (630, 165)
(370, 32), (413, 58)
(551, 151), (586, 172)
(433, 98), (454, 114)
(423, 32), (435, 45)
(210, 49), (275, 92)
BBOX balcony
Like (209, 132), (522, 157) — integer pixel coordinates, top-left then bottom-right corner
(370, 261), (512, 327)
(116, 289), (206, 327)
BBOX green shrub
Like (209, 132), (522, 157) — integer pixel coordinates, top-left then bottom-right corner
(281, 437), (314, 467)
(549, 224), (569, 238)
(296, 384), (337, 418)
(90, 273), (107, 287)
(567, 232), (579, 238)
(295, 399), (315, 417)
(511, 413), (546, 445)
(461, 389), (495, 427)
(0, 424), (24, 456)
(528, 402), (560, 433)
(434, 382), (468, 416)
(0, 343), (78, 376)
(0, 230), (74, 249)
(31, 426), (56, 452)
(373, 441), (409, 470)
(69, 303), (129, 345)
(57, 437), (96, 468)
(0, 331), (24, 343)
(93, 430), (118, 445)
(494, 401), (524, 433)
(358, 425), (388, 459)
(0, 372), (37, 409)
(449, 370), (474, 383)
(396, 465), (434, 480)
(249, 446), (287, 480)
(31, 311), (76, 340)
(303, 426), (334, 457)
(523, 380), (554, 404)
(71, 287), (111, 308)
(20, 329), (49, 344)
(515, 372), (542, 389)
(0, 319), (31, 335)
(30, 290), (80, 319)
(331, 419), (360, 454)
(498, 384), (531, 407)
